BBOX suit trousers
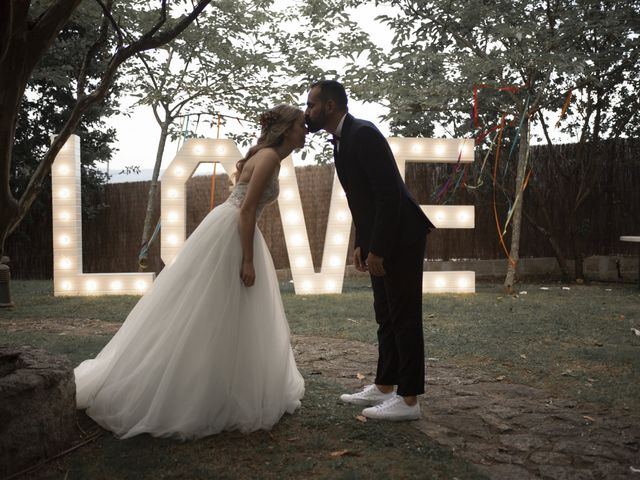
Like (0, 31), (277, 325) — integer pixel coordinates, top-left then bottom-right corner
(371, 235), (426, 396)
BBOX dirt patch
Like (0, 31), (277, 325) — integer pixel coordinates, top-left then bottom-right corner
(0, 318), (120, 336)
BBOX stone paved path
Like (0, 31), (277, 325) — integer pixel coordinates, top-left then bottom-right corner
(293, 335), (640, 480)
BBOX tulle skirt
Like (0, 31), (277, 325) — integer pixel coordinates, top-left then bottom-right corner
(75, 202), (304, 439)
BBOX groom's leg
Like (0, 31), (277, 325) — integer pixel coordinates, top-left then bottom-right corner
(383, 236), (426, 397)
(371, 274), (399, 387)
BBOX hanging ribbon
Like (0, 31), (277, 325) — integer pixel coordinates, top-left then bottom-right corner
(508, 95), (530, 159)
(466, 129), (499, 190)
(473, 83), (524, 129)
(433, 141), (466, 202)
(209, 113), (223, 210)
(502, 145), (532, 235)
(209, 163), (217, 210)
(555, 89), (573, 127)
(492, 115), (518, 268)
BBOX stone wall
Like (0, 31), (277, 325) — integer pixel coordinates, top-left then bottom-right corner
(0, 347), (76, 477)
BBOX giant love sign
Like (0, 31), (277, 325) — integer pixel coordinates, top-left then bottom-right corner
(52, 135), (475, 296)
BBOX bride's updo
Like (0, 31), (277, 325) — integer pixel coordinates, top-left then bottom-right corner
(234, 105), (302, 179)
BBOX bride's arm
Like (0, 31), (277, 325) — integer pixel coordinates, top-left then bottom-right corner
(237, 150), (280, 287)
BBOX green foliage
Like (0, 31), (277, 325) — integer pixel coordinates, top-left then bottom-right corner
(11, 0), (120, 246)
(337, 0), (640, 144)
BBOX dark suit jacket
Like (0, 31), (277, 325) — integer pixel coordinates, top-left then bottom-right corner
(334, 114), (435, 260)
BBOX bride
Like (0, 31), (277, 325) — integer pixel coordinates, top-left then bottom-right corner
(75, 105), (306, 439)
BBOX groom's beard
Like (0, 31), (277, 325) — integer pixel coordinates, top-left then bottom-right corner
(305, 114), (326, 133)
(305, 118), (322, 133)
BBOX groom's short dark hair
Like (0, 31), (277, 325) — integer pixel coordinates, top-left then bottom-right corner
(311, 80), (348, 111)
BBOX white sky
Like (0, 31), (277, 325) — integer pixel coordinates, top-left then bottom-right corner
(104, 4), (397, 182)
(102, 3), (572, 183)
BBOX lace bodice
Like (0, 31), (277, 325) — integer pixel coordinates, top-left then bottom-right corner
(224, 171), (280, 217)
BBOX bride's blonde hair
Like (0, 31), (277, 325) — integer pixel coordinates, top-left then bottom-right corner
(234, 105), (302, 180)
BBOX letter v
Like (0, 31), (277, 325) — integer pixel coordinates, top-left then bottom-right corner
(277, 156), (352, 294)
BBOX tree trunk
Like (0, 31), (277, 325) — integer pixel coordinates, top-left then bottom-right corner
(570, 212), (585, 282)
(0, 32), (38, 257)
(522, 208), (571, 280)
(138, 120), (170, 271)
(0, 74), (23, 259)
(526, 185), (571, 280)
(504, 118), (529, 292)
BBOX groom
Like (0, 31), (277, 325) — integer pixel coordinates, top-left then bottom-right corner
(305, 80), (434, 421)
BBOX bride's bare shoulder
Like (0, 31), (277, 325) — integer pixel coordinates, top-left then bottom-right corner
(252, 147), (280, 163)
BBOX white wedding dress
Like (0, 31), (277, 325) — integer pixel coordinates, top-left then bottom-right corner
(75, 172), (304, 439)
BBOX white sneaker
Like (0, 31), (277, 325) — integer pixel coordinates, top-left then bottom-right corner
(361, 395), (421, 421)
(339, 384), (395, 406)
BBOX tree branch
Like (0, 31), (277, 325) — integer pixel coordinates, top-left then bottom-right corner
(14, 0), (213, 228)
(27, 0), (84, 68)
(77, 0), (113, 98)
(93, 0), (124, 48)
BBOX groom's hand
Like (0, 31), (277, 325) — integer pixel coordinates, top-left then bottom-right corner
(353, 247), (367, 272)
(366, 252), (386, 277)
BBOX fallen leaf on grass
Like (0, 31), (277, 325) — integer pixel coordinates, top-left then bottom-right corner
(356, 373), (365, 380)
(427, 313), (435, 318)
(330, 450), (350, 457)
(355, 415), (367, 423)
(496, 375), (506, 381)
(520, 354), (527, 359)
(583, 415), (595, 422)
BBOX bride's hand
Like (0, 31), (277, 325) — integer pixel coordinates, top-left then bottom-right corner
(240, 259), (255, 287)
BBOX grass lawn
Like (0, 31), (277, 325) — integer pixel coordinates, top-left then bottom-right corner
(2, 278), (639, 478)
